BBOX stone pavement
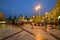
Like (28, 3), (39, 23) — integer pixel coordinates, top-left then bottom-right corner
(0, 24), (60, 40)
(0, 24), (22, 40)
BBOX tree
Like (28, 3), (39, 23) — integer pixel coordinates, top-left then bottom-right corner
(14, 15), (16, 20)
(12, 15), (17, 25)
(8, 16), (12, 21)
(0, 13), (5, 21)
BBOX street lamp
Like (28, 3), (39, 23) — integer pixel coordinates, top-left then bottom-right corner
(35, 5), (41, 22)
(35, 5), (41, 11)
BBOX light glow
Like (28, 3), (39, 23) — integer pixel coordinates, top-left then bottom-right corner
(35, 5), (41, 11)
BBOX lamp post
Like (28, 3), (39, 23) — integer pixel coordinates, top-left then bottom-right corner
(35, 5), (41, 22)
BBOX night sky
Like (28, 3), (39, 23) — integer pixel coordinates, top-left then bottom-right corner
(0, 0), (57, 18)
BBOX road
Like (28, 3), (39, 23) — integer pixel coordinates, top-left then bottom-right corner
(0, 24), (60, 40)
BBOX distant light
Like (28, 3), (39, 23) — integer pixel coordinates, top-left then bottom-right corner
(0, 21), (6, 23)
(45, 12), (48, 15)
(58, 16), (60, 19)
(29, 19), (33, 22)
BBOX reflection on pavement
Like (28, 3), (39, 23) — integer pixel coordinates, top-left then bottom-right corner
(0, 24), (60, 40)
(0, 24), (5, 33)
(35, 33), (47, 40)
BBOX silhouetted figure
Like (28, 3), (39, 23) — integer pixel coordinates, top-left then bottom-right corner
(44, 19), (47, 28)
(12, 19), (15, 25)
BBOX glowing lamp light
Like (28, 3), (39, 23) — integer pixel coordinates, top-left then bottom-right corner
(45, 12), (48, 15)
(58, 16), (60, 19)
(35, 5), (41, 11)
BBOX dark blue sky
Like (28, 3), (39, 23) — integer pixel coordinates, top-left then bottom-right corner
(0, 0), (57, 18)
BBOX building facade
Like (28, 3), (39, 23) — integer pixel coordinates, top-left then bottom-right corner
(47, 0), (60, 22)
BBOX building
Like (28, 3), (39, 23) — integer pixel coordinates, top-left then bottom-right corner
(46, 0), (60, 22)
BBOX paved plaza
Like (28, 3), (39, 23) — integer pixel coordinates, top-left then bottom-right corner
(0, 24), (60, 40)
